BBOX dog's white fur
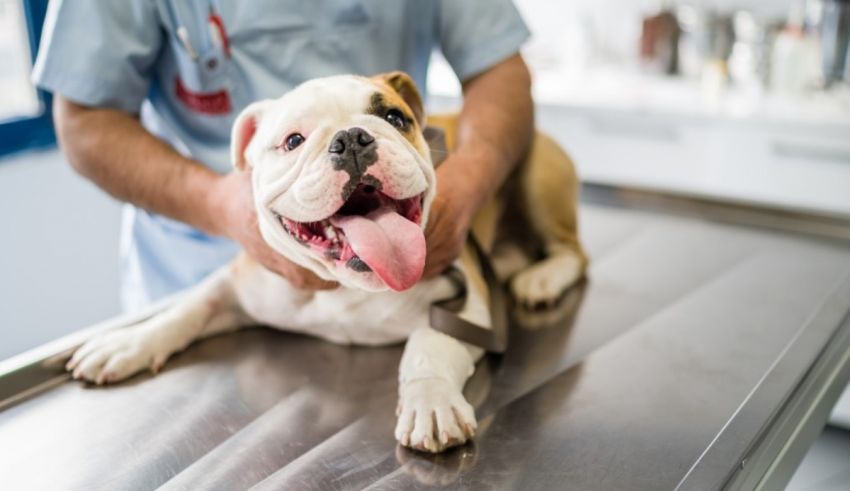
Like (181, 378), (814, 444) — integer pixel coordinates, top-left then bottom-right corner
(68, 75), (505, 453)
(68, 74), (586, 453)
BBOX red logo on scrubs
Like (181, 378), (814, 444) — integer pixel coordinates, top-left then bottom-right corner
(174, 77), (232, 115)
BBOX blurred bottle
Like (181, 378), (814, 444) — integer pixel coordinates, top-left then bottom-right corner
(693, 11), (735, 108)
(728, 11), (784, 91)
(821, 0), (850, 85)
(770, 0), (822, 94)
(640, 9), (681, 74)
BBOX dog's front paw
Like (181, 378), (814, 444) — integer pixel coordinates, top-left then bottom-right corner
(395, 378), (477, 453)
(65, 327), (170, 385)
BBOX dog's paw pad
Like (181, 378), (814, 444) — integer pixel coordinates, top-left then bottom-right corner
(395, 378), (476, 453)
(66, 329), (162, 384)
(511, 253), (583, 309)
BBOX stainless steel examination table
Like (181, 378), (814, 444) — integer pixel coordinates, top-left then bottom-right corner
(2, 184), (850, 491)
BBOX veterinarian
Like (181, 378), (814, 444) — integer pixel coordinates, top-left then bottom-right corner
(33, 0), (534, 311)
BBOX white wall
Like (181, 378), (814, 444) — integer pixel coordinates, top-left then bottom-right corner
(0, 149), (122, 360)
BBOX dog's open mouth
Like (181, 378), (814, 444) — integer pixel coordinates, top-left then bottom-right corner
(276, 183), (426, 291)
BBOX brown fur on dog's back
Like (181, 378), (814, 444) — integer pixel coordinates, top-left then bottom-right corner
(425, 113), (459, 151)
(519, 131), (586, 262)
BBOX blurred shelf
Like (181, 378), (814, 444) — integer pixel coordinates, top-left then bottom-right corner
(428, 55), (850, 132)
(530, 67), (850, 131)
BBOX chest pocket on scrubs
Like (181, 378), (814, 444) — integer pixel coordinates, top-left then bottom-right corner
(164, 0), (236, 116)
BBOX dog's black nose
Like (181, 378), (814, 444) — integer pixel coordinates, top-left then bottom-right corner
(329, 127), (375, 154)
(329, 127), (379, 195)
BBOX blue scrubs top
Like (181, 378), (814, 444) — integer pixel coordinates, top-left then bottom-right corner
(33, 0), (530, 311)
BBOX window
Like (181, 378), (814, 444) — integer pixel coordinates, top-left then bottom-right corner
(0, 0), (53, 156)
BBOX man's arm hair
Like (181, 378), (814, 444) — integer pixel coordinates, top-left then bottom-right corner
(53, 96), (224, 235)
(447, 53), (534, 210)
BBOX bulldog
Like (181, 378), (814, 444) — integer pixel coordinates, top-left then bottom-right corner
(66, 72), (587, 453)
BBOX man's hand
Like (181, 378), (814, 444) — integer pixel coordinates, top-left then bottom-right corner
(420, 53), (533, 279)
(210, 170), (338, 290)
(422, 159), (476, 278)
(54, 97), (335, 291)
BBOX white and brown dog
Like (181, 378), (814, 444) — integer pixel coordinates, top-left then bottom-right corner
(66, 72), (587, 453)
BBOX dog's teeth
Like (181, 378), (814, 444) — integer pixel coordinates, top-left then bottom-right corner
(325, 225), (337, 240)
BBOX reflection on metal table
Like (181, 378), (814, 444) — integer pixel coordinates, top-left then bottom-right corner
(1, 184), (850, 490)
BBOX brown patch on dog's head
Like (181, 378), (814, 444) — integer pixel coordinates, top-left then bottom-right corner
(366, 72), (428, 156)
(370, 71), (424, 126)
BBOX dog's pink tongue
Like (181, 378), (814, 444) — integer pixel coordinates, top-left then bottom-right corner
(330, 207), (425, 291)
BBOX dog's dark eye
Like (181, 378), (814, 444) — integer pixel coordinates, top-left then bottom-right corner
(283, 133), (305, 151)
(385, 109), (406, 130)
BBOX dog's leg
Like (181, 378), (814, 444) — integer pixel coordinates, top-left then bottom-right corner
(395, 252), (489, 453)
(511, 132), (587, 308)
(67, 264), (252, 384)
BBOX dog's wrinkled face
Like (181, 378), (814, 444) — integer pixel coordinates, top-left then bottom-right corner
(231, 73), (435, 292)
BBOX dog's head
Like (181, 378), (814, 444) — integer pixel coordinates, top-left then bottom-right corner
(231, 72), (435, 292)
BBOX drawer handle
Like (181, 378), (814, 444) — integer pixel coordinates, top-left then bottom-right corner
(772, 141), (850, 164)
(587, 116), (680, 142)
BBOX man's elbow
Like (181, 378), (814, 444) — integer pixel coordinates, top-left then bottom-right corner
(52, 95), (101, 179)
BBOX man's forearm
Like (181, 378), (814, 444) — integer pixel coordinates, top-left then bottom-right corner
(443, 54), (534, 212)
(53, 96), (225, 235)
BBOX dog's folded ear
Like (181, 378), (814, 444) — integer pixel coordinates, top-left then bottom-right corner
(231, 100), (271, 170)
(372, 71), (425, 127)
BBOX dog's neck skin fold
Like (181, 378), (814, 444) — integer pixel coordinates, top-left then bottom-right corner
(234, 75), (437, 292)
